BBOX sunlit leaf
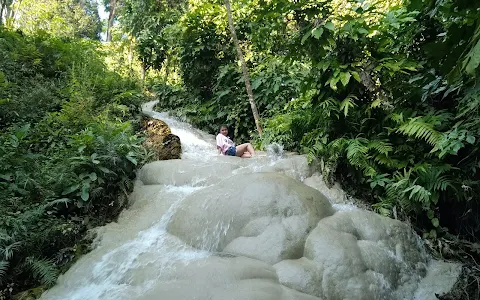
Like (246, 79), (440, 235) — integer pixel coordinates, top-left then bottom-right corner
(324, 22), (334, 31)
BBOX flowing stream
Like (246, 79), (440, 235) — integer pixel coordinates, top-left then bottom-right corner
(41, 101), (462, 300)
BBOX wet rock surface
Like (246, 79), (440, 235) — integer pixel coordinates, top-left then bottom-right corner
(142, 117), (181, 160)
(167, 172), (334, 264)
(40, 101), (462, 300)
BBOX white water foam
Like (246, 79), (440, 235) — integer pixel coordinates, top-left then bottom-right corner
(41, 101), (461, 300)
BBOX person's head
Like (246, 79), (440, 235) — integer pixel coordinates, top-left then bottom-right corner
(219, 124), (229, 136)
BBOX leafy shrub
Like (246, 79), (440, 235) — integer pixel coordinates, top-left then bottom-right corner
(0, 28), (147, 296)
(257, 0), (480, 242)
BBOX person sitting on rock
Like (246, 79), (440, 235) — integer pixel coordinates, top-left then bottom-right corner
(216, 125), (255, 158)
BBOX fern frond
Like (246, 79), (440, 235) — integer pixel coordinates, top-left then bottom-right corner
(0, 241), (22, 260)
(0, 260), (8, 283)
(373, 154), (406, 168)
(345, 138), (378, 177)
(396, 116), (442, 146)
(390, 112), (404, 124)
(367, 140), (393, 155)
(385, 182), (415, 212)
(346, 138), (369, 160)
(340, 95), (358, 117)
(44, 198), (71, 209)
(403, 184), (431, 203)
(26, 257), (58, 287)
(0, 231), (13, 244)
(328, 138), (348, 152)
(433, 176), (453, 191)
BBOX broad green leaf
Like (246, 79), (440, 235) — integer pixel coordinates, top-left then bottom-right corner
(216, 89), (230, 98)
(324, 22), (334, 31)
(98, 166), (111, 174)
(329, 76), (340, 91)
(317, 61), (330, 71)
(352, 71), (361, 82)
(432, 218), (439, 228)
(301, 30), (312, 44)
(91, 153), (100, 164)
(427, 210), (434, 219)
(340, 72), (351, 86)
(466, 135), (475, 144)
(81, 184), (89, 201)
(273, 82), (280, 93)
(251, 79), (262, 90)
(89, 172), (97, 181)
(62, 184), (80, 195)
(126, 155), (138, 165)
(357, 28), (369, 35)
(463, 39), (480, 75)
(0, 174), (12, 181)
(312, 27), (324, 39)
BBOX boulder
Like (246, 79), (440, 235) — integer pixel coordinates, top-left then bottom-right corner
(274, 210), (429, 300)
(167, 172), (334, 264)
(142, 117), (181, 160)
(137, 256), (321, 300)
(138, 159), (241, 186)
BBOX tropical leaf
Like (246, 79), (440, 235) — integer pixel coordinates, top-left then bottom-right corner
(396, 116), (442, 146)
(0, 261), (8, 284)
(26, 257), (58, 287)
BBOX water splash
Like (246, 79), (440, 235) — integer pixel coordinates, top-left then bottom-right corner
(266, 142), (285, 160)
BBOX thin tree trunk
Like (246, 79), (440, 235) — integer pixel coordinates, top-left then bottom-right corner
(129, 37), (133, 76)
(141, 63), (149, 86)
(224, 0), (262, 136)
(0, 2), (4, 26)
(165, 56), (170, 80)
(106, 0), (116, 42)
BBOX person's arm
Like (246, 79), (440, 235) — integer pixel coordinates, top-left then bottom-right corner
(216, 135), (223, 155)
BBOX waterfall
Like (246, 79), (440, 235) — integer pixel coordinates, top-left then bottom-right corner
(41, 101), (462, 300)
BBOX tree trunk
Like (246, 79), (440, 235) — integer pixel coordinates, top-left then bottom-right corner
(224, 0), (262, 136)
(6, 0), (18, 27)
(106, 0), (116, 42)
(129, 37), (134, 76)
(141, 63), (149, 86)
(0, 2), (4, 26)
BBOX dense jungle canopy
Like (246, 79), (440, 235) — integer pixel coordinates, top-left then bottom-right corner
(0, 0), (479, 298)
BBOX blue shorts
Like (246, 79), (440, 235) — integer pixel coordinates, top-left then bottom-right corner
(225, 146), (236, 156)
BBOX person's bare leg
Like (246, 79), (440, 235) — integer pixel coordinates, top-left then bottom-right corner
(235, 144), (248, 157)
(246, 143), (255, 156)
(236, 143), (255, 158)
(241, 152), (252, 158)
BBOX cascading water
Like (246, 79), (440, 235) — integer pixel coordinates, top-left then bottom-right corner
(41, 101), (462, 300)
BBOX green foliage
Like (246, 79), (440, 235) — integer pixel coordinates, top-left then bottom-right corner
(255, 0), (480, 239)
(26, 258), (58, 287)
(0, 27), (147, 296)
(120, 2), (480, 297)
(9, 0), (102, 39)
(176, 1), (235, 98)
(120, 0), (186, 73)
(142, 0), (480, 257)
